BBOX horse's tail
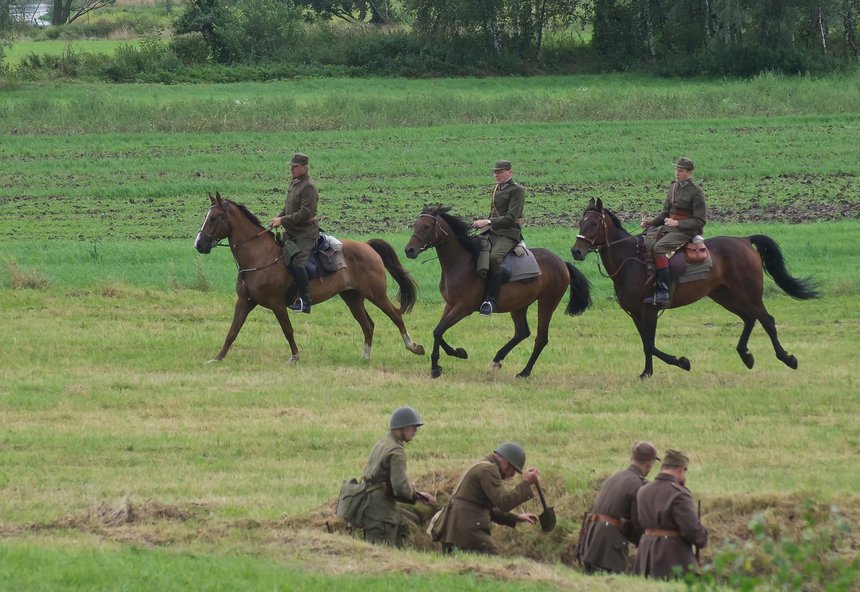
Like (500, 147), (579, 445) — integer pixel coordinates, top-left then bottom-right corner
(749, 235), (820, 300)
(367, 238), (419, 313)
(565, 262), (592, 316)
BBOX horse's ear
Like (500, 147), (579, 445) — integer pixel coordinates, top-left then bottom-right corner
(586, 197), (595, 209)
(595, 198), (604, 212)
(215, 191), (223, 205)
(208, 192), (215, 204)
(440, 205), (452, 214)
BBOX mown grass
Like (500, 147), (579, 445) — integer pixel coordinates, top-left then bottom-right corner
(2, 40), (142, 67)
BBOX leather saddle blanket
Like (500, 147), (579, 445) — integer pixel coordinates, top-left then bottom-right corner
(305, 234), (347, 280)
(501, 242), (541, 284)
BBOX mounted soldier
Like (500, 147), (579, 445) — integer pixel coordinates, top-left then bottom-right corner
(472, 160), (526, 316)
(269, 152), (319, 314)
(640, 157), (707, 306)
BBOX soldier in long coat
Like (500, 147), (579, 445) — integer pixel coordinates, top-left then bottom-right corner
(270, 152), (319, 314)
(634, 449), (708, 579)
(579, 442), (660, 573)
(640, 157), (707, 306)
(438, 442), (539, 554)
(472, 160), (526, 316)
(360, 406), (436, 546)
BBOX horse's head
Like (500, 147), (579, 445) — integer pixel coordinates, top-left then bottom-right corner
(571, 198), (609, 261)
(404, 204), (452, 259)
(195, 192), (231, 254)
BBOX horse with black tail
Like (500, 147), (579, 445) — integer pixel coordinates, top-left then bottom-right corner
(195, 192), (425, 363)
(405, 204), (592, 378)
(571, 198), (819, 378)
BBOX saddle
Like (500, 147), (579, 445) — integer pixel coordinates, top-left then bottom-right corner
(305, 233), (347, 280)
(500, 242), (542, 283)
(640, 236), (714, 285)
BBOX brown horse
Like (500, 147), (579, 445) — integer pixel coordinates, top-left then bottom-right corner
(194, 192), (425, 363)
(404, 205), (592, 378)
(571, 198), (819, 378)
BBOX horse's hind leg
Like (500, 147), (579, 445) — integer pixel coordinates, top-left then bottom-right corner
(364, 289), (425, 356)
(212, 297), (256, 362)
(491, 308), (530, 372)
(711, 289), (795, 370)
(340, 290), (375, 360)
(271, 305), (300, 364)
(517, 303), (551, 379)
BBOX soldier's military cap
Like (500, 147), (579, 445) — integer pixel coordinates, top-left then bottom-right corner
(289, 153), (309, 166)
(662, 449), (690, 468)
(492, 160), (513, 171)
(674, 157), (695, 170)
(632, 441), (660, 462)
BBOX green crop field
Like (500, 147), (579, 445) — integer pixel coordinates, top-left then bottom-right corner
(2, 39), (142, 67)
(1, 73), (859, 591)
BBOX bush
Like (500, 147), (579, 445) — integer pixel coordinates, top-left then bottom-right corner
(170, 31), (209, 65)
(683, 502), (859, 592)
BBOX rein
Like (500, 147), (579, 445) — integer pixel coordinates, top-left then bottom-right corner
(200, 202), (283, 274)
(577, 211), (644, 279)
(409, 213), (451, 254)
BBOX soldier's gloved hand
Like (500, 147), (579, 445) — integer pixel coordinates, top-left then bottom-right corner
(517, 513), (538, 524)
(522, 468), (540, 485)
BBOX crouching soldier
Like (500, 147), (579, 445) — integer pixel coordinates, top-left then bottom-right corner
(435, 442), (540, 554)
(357, 406), (436, 546)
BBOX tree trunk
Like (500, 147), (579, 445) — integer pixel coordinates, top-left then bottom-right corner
(819, 3), (828, 55)
(844, 0), (858, 58)
(52, 0), (72, 25)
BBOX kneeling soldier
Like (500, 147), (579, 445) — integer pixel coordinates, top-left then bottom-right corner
(359, 406), (436, 546)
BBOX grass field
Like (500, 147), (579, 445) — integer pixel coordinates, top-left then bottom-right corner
(2, 39), (142, 67)
(1, 73), (859, 590)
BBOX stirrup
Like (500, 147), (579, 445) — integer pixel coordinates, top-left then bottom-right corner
(288, 298), (311, 314)
(643, 291), (669, 306)
(479, 300), (495, 316)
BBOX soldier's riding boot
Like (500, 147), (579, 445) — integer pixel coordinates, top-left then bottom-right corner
(479, 271), (502, 316)
(288, 264), (312, 314)
(644, 256), (671, 306)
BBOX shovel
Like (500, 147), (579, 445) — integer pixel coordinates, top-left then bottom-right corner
(535, 481), (556, 533)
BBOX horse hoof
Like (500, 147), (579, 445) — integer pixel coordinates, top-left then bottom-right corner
(288, 355), (299, 366)
(206, 358), (221, 365)
(489, 361), (502, 371)
(678, 357), (691, 371)
(516, 370), (530, 379)
(741, 353), (755, 369)
(431, 367), (442, 379)
(413, 345), (426, 356)
(784, 354), (798, 370)
(639, 371), (652, 380)
(454, 348), (468, 359)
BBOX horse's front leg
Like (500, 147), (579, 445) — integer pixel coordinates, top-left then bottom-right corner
(212, 297), (256, 362)
(634, 306), (691, 378)
(271, 306), (300, 364)
(431, 307), (471, 378)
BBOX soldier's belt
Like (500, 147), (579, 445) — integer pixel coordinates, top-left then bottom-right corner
(644, 528), (681, 538)
(451, 497), (487, 511)
(590, 513), (623, 528)
(669, 212), (692, 220)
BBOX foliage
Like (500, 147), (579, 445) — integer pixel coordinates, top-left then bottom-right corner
(173, 0), (243, 63)
(684, 503), (860, 592)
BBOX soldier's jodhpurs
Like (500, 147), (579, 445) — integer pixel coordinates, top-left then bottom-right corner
(650, 228), (692, 259)
(477, 235), (518, 277)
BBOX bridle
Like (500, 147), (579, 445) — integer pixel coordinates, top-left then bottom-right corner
(409, 213), (450, 254)
(198, 201), (282, 273)
(576, 210), (643, 279)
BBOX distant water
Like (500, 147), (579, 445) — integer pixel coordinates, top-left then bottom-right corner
(10, 2), (51, 26)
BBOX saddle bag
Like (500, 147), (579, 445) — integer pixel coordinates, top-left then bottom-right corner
(684, 241), (709, 264)
(426, 503), (451, 542)
(335, 478), (370, 526)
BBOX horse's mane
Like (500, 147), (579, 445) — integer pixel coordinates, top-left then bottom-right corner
(585, 204), (631, 237)
(225, 199), (282, 243)
(423, 204), (483, 258)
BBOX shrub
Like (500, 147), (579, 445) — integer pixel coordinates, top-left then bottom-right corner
(683, 502), (859, 592)
(170, 31), (209, 65)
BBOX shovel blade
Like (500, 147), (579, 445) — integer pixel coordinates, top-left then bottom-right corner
(539, 507), (557, 533)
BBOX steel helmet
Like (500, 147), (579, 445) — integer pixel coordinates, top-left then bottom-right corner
(389, 406), (423, 430)
(494, 442), (526, 473)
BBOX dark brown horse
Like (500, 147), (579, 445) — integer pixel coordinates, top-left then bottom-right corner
(571, 198), (819, 378)
(195, 193), (425, 363)
(404, 205), (592, 378)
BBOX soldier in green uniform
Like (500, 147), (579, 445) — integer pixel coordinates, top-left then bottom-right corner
(634, 449), (708, 579)
(472, 160), (526, 316)
(437, 442), (540, 554)
(640, 157), (707, 306)
(269, 152), (319, 314)
(358, 406), (436, 546)
(579, 442), (660, 574)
